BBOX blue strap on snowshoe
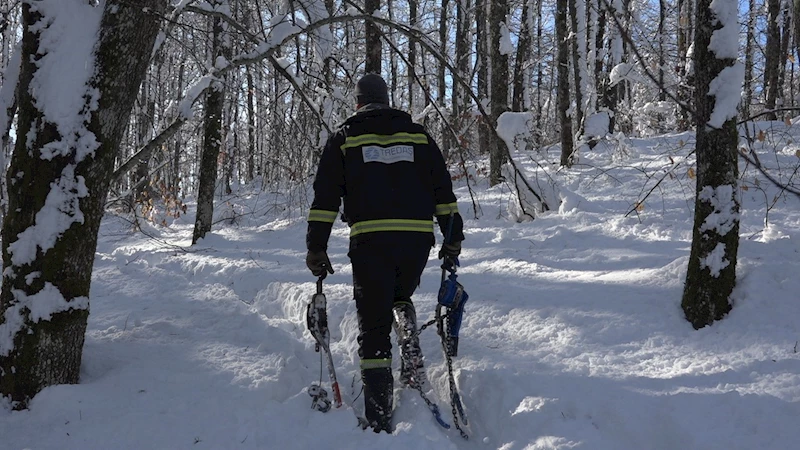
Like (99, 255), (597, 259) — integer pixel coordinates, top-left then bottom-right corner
(429, 402), (451, 429)
(438, 271), (468, 356)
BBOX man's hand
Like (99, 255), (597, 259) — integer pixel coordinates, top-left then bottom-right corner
(306, 250), (334, 277)
(439, 241), (461, 271)
(438, 241), (461, 259)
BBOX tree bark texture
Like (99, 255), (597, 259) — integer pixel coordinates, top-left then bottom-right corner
(763, 0), (781, 119)
(0, 0), (162, 406)
(193, 9), (225, 244)
(438, 0), (451, 159)
(365, 0), (381, 74)
(407, 0), (417, 109)
(556, 0), (574, 166)
(677, 0), (693, 130)
(512, 0), (531, 112)
(489, 0), (510, 186)
(476, 0), (491, 156)
(568, 0), (584, 131)
(743, 0), (756, 119)
(681, 0), (740, 329)
(453, 0), (471, 144)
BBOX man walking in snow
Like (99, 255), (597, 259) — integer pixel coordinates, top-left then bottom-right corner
(305, 73), (464, 434)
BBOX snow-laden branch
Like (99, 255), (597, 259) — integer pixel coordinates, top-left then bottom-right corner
(116, 3), (342, 181)
(125, 1), (547, 213)
(598, 0), (693, 118)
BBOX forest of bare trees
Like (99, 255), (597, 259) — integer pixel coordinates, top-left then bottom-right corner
(0, 0), (797, 405)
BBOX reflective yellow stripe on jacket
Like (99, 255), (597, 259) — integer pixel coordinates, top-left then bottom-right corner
(350, 219), (434, 237)
(361, 358), (392, 370)
(435, 202), (459, 215)
(340, 132), (428, 153)
(308, 209), (338, 223)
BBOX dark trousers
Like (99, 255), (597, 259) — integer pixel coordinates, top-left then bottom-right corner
(349, 232), (432, 364)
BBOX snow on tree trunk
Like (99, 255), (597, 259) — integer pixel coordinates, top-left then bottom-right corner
(682, 0), (742, 329)
(0, 0), (163, 407)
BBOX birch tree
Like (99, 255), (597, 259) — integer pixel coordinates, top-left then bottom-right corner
(0, 0), (162, 406)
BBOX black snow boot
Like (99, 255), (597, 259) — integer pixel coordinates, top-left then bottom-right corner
(392, 303), (428, 390)
(362, 367), (393, 434)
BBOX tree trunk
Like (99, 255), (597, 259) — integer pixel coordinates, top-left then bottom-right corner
(0, 0), (162, 407)
(246, 66), (256, 182)
(535, 0), (544, 143)
(489, 0), (509, 185)
(794, 0), (800, 73)
(585, 0), (598, 121)
(677, 0), (693, 130)
(778, 1), (791, 115)
(602, 0), (624, 134)
(743, 0), (755, 119)
(408, 0), (417, 109)
(365, 0), (381, 74)
(764, 0), (781, 119)
(476, 0), (491, 155)
(193, 3), (226, 244)
(453, 0), (471, 144)
(682, 0), (741, 329)
(438, 0), (451, 159)
(512, 0), (532, 112)
(556, 0), (574, 166)
(658, 0), (667, 101)
(388, 0), (398, 105)
(595, 2), (606, 113)
(569, 0), (585, 132)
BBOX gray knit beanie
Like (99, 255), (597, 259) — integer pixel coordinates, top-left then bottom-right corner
(355, 73), (389, 105)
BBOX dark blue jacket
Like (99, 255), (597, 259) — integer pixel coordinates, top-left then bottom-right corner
(306, 104), (464, 252)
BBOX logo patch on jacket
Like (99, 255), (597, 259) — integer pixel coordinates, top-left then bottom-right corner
(362, 145), (414, 164)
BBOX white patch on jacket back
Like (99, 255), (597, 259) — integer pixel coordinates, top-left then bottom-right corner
(362, 145), (414, 164)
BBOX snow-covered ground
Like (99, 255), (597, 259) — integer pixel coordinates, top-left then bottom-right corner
(2, 126), (799, 449)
